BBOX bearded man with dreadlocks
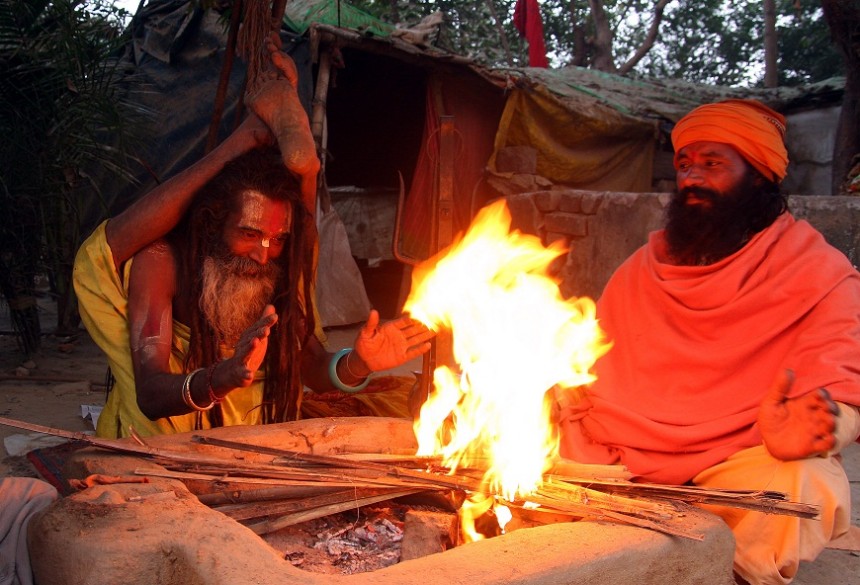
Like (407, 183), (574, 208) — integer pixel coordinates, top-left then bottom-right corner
(73, 42), (432, 440)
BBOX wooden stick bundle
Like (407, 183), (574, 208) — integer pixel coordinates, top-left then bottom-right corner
(0, 416), (821, 540)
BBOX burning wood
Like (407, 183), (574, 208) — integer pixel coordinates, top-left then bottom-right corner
(0, 414), (820, 542)
(166, 434), (818, 542)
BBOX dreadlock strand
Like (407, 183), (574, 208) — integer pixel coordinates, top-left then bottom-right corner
(237, 0), (273, 91)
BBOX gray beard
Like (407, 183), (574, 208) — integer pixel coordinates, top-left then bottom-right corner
(199, 256), (280, 346)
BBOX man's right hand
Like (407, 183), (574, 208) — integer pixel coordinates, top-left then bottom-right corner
(217, 305), (278, 393)
(757, 369), (839, 460)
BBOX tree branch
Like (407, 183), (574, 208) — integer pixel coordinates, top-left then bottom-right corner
(618, 0), (673, 75)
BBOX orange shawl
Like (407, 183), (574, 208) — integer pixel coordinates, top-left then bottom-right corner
(559, 213), (860, 484)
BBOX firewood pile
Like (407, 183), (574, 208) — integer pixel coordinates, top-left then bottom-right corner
(0, 416), (821, 553)
(154, 434), (819, 543)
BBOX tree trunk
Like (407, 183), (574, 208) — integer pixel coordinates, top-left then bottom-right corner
(587, 0), (617, 72)
(763, 0), (778, 87)
(569, 0), (588, 67)
(821, 0), (860, 195)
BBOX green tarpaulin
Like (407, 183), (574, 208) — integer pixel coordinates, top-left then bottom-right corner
(283, 0), (394, 37)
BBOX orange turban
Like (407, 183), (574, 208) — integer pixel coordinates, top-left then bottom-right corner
(671, 99), (789, 183)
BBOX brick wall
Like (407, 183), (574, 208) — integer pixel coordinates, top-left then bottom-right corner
(505, 190), (860, 302)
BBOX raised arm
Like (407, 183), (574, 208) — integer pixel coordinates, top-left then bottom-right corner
(105, 114), (274, 272)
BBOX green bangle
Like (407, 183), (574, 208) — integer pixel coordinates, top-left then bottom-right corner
(329, 348), (370, 393)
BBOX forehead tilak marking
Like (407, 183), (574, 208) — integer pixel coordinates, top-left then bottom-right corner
(238, 190), (268, 228)
(237, 190), (291, 236)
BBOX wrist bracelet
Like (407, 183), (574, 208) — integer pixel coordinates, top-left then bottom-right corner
(182, 368), (213, 411)
(345, 350), (371, 379)
(206, 363), (223, 405)
(329, 348), (370, 394)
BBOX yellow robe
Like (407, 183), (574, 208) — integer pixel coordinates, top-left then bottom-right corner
(73, 221), (264, 438)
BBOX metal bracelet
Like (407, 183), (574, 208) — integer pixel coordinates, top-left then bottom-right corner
(181, 368), (213, 411)
(344, 350), (372, 380)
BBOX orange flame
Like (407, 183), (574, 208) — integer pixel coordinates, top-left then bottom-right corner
(405, 200), (610, 522)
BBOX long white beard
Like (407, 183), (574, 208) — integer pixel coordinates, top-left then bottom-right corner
(200, 256), (279, 346)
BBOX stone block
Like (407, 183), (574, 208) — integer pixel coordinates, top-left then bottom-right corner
(533, 190), (561, 212)
(581, 192), (602, 214)
(400, 509), (458, 560)
(544, 212), (588, 237)
(558, 193), (583, 214)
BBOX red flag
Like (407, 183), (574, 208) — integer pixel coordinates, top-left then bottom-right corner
(513, 0), (549, 68)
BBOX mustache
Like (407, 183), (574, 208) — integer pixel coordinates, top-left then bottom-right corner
(679, 186), (721, 204)
(221, 254), (279, 279)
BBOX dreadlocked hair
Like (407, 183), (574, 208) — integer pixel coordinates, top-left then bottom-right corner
(167, 146), (318, 427)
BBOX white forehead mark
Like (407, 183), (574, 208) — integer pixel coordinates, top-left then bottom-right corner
(237, 190), (291, 237)
(238, 190), (268, 229)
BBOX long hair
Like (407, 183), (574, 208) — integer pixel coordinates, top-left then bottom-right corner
(167, 146), (318, 425)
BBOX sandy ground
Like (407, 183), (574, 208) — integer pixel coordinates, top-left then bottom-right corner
(0, 302), (858, 584)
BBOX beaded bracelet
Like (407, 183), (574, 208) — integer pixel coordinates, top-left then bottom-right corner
(181, 368), (213, 411)
(328, 348), (370, 394)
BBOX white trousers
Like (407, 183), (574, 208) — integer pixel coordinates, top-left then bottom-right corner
(693, 404), (860, 585)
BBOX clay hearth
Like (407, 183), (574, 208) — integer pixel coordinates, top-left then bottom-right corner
(28, 417), (736, 585)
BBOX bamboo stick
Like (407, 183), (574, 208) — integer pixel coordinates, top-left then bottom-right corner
(152, 464), (431, 490)
(243, 489), (421, 535)
(504, 495), (705, 541)
(216, 487), (411, 522)
(192, 435), (486, 492)
(548, 458), (634, 481)
(538, 481), (677, 518)
(557, 479), (821, 520)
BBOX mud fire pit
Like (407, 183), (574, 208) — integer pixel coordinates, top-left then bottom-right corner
(28, 417), (735, 585)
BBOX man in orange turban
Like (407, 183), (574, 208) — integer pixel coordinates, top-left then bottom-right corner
(558, 99), (860, 584)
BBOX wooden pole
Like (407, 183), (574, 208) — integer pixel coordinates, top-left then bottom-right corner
(434, 116), (456, 371)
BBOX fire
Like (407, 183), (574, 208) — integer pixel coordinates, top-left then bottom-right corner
(404, 199), (610, 539)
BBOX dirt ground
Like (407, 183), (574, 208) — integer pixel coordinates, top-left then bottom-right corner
(1, 301), (858, 584)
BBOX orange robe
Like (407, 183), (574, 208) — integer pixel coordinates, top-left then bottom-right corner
(559, 213), (860, 484)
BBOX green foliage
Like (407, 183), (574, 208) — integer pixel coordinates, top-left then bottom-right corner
(352, 0), (522, 65)
(0, 0), (150, 333)
(632, 0), (842, 87)
(776, 0), (842, 85)
(347, 0), (842, 87)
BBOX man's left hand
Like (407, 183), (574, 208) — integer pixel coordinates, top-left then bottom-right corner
(757, 369), (839, 460)
(354, 310), (434, 374)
